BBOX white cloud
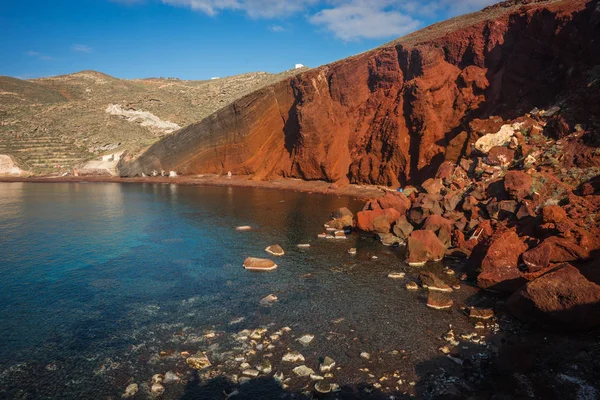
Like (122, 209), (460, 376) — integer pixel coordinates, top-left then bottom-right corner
(160, 0), (318, 18)
(26, 50), (54, 60)
(109, 0), (501, 41)
(72, 44), (93, 53)
(310, 1), (421, 41)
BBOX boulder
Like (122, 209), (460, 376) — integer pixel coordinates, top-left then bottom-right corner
(356, 208), (401, 233)
(486, 199), (518, 220)
(392, 215), (414, 239)
(243, 257), (278, 271)
(508, 264), (600, 331)
(186, 355), (212, 370)
(468, 307), (494, 319)
(365, 192), (411, 215)
(406, 230), (447, 266)
(423, 215), (453, 248)
(522, 237), (590, 273)
(504, 171), (533, 201)
(477, 230), (528, 292)
(542, 205), (567, 224)
(421, 178), (444, 195)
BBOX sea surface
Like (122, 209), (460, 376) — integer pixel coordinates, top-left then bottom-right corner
(0, 182), (480, 399)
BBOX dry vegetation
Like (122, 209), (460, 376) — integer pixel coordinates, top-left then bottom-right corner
(0, 68), (306, 174)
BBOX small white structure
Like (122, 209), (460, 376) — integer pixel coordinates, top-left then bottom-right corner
(294, 64), (305, 69)
(169, 171), (177, 178)
(211, 77), (220, 80)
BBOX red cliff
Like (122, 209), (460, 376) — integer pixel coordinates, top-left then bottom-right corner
(120, 0), (599, 187)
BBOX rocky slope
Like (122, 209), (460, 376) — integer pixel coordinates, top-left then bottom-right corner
(120, 0), (599, 188)
(0, 69), (305, 175)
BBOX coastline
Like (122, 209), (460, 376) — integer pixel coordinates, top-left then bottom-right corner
(0, 174), (386, 200)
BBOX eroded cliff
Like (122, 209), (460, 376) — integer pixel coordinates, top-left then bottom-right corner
(120, 0), (599, 186)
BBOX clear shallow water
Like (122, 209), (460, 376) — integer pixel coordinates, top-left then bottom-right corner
(0, 182), (478, 399)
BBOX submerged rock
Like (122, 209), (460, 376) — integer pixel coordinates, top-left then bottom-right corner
(315, 380), (332, 393)
(427, 292), (453, 310)
(163, 371), (181, 384)
(243, 257), (278, 271)
(298, 334), (314, 346)
(420, 271), (453, 292)
(320, 356), (336, 372)
(260, 294), (278, 306)
(265, 245), (285, 256)
(186, 355), (211, 370)
(468, 307), (494, 320)
(151, 383), (165, 396)
(282, 351), (305, 363)
(293, 365), (315, 377)
(388, 272), (406, 279)
(122, 383), (138, 398)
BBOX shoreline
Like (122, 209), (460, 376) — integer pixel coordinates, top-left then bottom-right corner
(0, 174), (386, 200)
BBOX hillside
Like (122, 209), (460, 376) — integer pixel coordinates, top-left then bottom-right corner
(120, 0), (598, 187)
(0, 68), (306, 174)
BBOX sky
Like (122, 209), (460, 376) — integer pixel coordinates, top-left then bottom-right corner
(0, 0), (499, 80)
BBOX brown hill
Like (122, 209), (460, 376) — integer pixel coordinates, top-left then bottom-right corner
(0, 68), (306, 174)
(120, 0), (599, 186)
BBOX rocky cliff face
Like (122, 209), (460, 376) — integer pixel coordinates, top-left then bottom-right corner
(120, 0), (599, 186)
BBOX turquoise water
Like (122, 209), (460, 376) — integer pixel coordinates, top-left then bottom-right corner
(0, 182), (477, 398)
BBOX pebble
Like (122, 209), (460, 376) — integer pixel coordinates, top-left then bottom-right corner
(388, 272), (406, 279)
(265, 244), (285, 256)
(122, 383), (138, 398)
(163, 371), (180, 385)
(439, 345), (451, 354)
(293, 365), (315, 377)
(151, 374), (164, 384)
(348, 248), (357, 255)
(240, 362), (251, 369)
(406, 281), (419, 290)
(315, 380), (332, 393)
(186, 355), (211, 370)
(236, 226), (252, 231)
(282, 351), (305, 363)
(360, 352), (371, 360)
(297, 244), (311, 248)
(298, 334), (315, 346)
(260, 294), (278, 306)
(320, 356), (336, 372)
(310, 373), (324, 381)
(257, 360), (272, 374)
(475, 322), (486, 329)
(371, 255), (378, 260)
(151, 383), (165, 396)
(243, 369), (260, 377)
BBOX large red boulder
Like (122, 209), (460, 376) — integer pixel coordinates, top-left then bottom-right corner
(406, 230), (447, 266)
(487, 146), (515, 166)
(522, 236), (590, 273)
(477, 230), (529, 292)
(356, 208), (401, 233)
(504, 170), (533, 201)
(508, 264), (600, 331)
(363, 192), (411, 215)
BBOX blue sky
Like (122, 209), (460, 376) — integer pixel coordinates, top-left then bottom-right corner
(0, 0), (498, 80)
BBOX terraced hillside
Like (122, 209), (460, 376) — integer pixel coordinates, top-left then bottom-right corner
(0, 68), (306, 175)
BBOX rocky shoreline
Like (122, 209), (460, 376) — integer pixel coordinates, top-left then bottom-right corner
(329, 106), (600, 333)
